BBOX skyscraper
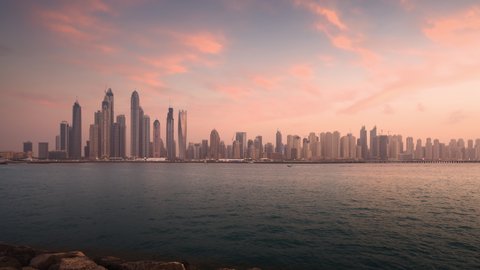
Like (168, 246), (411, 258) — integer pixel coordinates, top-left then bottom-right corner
(130, 91), (140, 158)
(275, 130), (283, 154)
(360, 126), (368, 160)
(209, 129), (220, 160)
(89, 124), (99, 159)
(153, 120), (161, 158)
(101, 97), (111, 158)
(139, 106), (144, 157)
(60, 121), (69, 156)
(23, 141), (33, 153)
(166, 107), (175, 161)
(105, 89), (114, 157)
(70, 101), (82, 159)
(235, 132), (247, 159)
(178, 110), (187, 160)
(142, 115), (150, 158)
(370, 126), (378, 159)
(113, 114), (126, 158)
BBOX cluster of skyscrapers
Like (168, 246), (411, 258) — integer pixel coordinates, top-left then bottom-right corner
(7, 90), (480, 162)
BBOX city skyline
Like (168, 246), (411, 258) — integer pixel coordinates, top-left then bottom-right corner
(4, 89), (480, 163)
(2, 1), (480, 151)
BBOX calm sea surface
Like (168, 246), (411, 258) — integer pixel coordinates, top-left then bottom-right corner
(1, 163), (479, 269)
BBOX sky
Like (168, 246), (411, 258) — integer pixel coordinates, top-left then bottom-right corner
(1, 0), (480, 152)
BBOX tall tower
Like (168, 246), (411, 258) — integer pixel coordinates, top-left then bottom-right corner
(105, 88), (114, 124)
(360, 126), (368, 160)
(209, 129), (220, 160)
(275, 130), (283, 154)
(370, 126), (378, 159)
(235, 132), (247, 159)
(60, 121), (69, 156)
(112, 115), (126, 158)
(153, 120), (161, 158)
(166, 107), (175, 161)
(130, 91), (140, 158)
(142, 115), (150, 158)
(71, 101), (82, 159)
(101, 97), (111, 158)
(178, 110), (187, 160)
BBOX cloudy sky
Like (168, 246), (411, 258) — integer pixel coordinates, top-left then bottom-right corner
(1, 0), (480, 152)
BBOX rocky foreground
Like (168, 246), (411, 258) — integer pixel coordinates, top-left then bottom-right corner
(0, 244), (261, 270)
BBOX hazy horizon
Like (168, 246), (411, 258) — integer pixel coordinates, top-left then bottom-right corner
(2, 0), (480, 152)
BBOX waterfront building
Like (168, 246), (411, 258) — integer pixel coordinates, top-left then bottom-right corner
(70, 101), (82, 159)
(142, 115), (150, 158)
(153, 120), (161, 158)
(275, 130), (283, 154)
(370, 126), (378, 159)
(379, 135), (389, 161)
(59, 121), (69, 157)
(113, 115), (126, 158)
(23, 141), (32, 153)
(209, 129), (220, 160)
(254, 136), (263, 159)
(38, 142), (49, 160)
(166, 107), (175, 161)
(101, 97), (111, 158)
(130, 91), (140, 158)
(415, 139), (423, 160)
(235, 132), (247, 159)
(360, 126), (368, 159)
(178, 110), (187, 160)
(88, 124), (99, 159)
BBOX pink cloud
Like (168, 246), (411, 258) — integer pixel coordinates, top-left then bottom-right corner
(178, 32), (225, 54)
(293, 0), (347, 30)
(290, 64), (314, 79)
(34, 0), (118, 54)
(423, 6), (480, 47)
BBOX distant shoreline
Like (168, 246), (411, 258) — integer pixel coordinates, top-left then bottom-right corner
(3, 159), (480, 164)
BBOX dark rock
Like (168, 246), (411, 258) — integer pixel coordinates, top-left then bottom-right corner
(118, 261), (185, 270)
(0, 245), (36, 266)
(95, 257), (185, 270)
(30, 252), (86, 270)
(0, 256), (22, 269)
(22, 267), (39, 270)
(56, 257), (105, 270)
(93, 257), (125, 270)
(0, 267), (21, 270)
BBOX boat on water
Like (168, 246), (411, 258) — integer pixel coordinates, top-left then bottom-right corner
(0, 158), (7, 165)
(287, 164), (293, 167)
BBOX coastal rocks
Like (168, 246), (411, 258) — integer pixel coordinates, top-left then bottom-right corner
(94, 256), (185, 270)
(0, 256), (22, 269)
(0, 244), (260, 270)
(0, 244), (37, 266)
(29, 251), (86, 270)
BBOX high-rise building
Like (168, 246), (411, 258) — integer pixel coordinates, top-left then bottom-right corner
(235, 132), (247, 159)
(332, 131), (340, 159)
(153, 120), (161, 158)
(425, 138), (433, 160)
(101, 97), (111, 158)
(379, 135), (389, 161)
(38, 142), (49, 160)
(178, 110), (187, 160)
(166, 107), (175, 161)
(360, 126), (368, 159)
(89, 124), (99, 159)
(275, 130), (283, 154)
(70, 101), (82, 159)
(370, 126), (378, 159)
(209, 129), (220, 159)
(142, 115), (150, 158)
(112, 114), (126, 158)
(130, 91), (140, 158)
(415, 139), (423, 160)
(201, 140), (209, 159)
(60, 121), (69, 156)
(254, 135), (263, 159)
(139, 107), (144, 157)
(232, 140), (241, 159)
